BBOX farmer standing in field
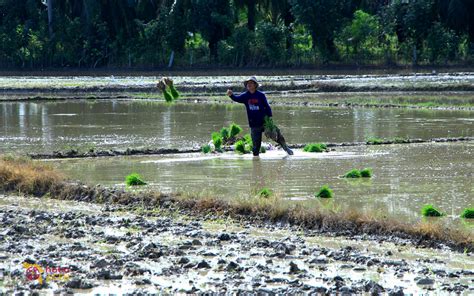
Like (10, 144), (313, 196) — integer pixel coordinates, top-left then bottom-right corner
(226, 76), (293, 156)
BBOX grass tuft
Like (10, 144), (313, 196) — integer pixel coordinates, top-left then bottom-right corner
(460, 208), (474, 219)
(303, 143), (327, 153)
(125, 173), (147, 186)
(316, 185), (334, 198)
(421, 204), (444, 217)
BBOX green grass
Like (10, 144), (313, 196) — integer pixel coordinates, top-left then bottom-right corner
(229, 123), (243, 138)
(258, 188), (272, 198)
(360, 168), (372, 178)
(421, 204), (444, 217)
(126, 173), (147, 186)
(367, 137), (384, 145)
(201, 144), (211, 154)
(344, 169), (362, 178)
(460, 208), (474, 219)
(235, 140), (246, 154)
(315, 185), (333, 198)
(303, 143), (327, 153)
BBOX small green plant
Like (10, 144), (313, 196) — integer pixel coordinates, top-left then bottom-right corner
(315, 185), (333, 198)
(303, 143), (327, 153)
(344, 169), (362, 178)
(235, 140), (246, 154)
(260, 146), (266, 153)
(202, 144), (211, 154)
(212, 132), (223, 151)
(421, 204), (444, 217)
(367, 137), (383, 145)
(229, 123), (243, 138)
(460, 208), (474, 219)
(360, 168), (372, 178)
(125, 173), (147, 186)
(258, 188), (272, 198)
(220, 127), (230, 141)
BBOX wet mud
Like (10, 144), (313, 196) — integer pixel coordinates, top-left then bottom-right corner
(0, 195), (473, 294)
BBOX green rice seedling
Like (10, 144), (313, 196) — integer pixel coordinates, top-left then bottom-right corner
(212, 132), (223, 151)
(421, 204), (444, 217)
(360, 168), (372, 178)
(235, 140), (246, 154)
(260, 146), (266, 153)
(243, 133), (253, 146)
(460, 208), (474, 219)
(344, 169), (362, 178)
(264, 116), (277, 133)
(202, 144), (211, 154)
(258, 188), (272, 198)
(303, 143), (327, 153)
(367, 137), (383, 145)
(126, 173), (147, 186)
(163, 90), (174, 102)
(315, 185), (333, 198)
(220, 127), (230, 141)
(229, 123), (243, 138)
(169, 84), (180, 99)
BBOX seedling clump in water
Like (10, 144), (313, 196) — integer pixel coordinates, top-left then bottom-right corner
(421, 204), (444, 217)
(460, 208), (474, 219)
(126, 173), (147, 186)
(316, 185), (333, 198)
(304, 143), (327, 153)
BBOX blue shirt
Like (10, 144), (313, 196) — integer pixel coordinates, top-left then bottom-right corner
(229, 90), (272, 128)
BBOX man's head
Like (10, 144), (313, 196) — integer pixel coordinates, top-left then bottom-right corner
(244, 76), (259, 93)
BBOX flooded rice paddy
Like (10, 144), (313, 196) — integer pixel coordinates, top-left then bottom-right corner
(0, 74), (473, 294)
(51, 142), (473, 224)
(0, 100), (472, 154)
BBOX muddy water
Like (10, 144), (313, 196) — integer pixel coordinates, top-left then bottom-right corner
(51, 142), (473, 222)
(0, 100), (472, 154)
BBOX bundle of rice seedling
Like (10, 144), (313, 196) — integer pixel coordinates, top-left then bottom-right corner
(212, 132), (223, 151)
(229, 123), (243, 139)
(264, 116), (278, 140)
(164, 77), (180, 99)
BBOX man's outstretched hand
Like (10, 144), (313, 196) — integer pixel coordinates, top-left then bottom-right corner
(226, 89), (233, 97)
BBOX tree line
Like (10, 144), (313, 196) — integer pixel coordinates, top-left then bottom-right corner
(0, 0), (473, 69)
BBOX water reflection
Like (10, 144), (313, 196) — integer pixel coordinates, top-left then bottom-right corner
(1, 100), (472, 154)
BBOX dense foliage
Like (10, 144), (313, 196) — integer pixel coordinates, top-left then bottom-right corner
(1, 0), (473, 68)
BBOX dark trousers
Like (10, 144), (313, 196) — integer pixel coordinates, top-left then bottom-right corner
(250, 126), (264, 156)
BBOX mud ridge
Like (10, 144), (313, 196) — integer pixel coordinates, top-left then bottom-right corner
(27, 136), (474, 159)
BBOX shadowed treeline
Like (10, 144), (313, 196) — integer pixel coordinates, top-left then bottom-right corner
(1, 0), (474, 69)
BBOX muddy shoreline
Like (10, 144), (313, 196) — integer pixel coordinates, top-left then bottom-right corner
(0, 192), (473, 294)
(26, 136), (474, 159)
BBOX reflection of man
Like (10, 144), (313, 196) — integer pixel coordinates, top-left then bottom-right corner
(226, 76), (293, 156)
(251, 157), (265, 191)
